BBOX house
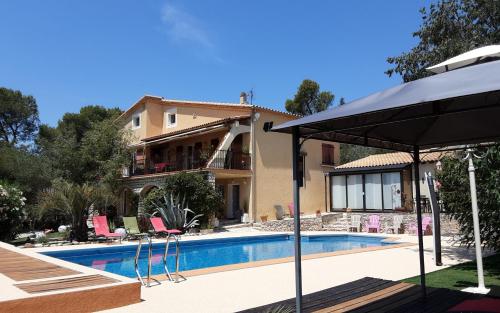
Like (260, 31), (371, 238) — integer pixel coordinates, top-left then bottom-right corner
(118, 94), (340, 222)
(328, 151), (446, 212)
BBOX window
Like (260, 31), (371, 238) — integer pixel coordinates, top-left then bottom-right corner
(382, 172), (402, 209)
(132, 113), (141, 129)
(166, 108), (177, 128)
(332, 176), (346, 209)
(322, 144), (335, 165)
(347, 175), (363, 209)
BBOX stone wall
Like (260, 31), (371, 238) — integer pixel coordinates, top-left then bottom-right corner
(259, 212), (460, 235)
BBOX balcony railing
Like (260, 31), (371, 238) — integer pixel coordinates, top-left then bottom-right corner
(126, 149), (251, 177)
(209, 150), (251, 170)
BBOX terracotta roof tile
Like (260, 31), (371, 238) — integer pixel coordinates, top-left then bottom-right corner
(336, 151), (446, 169)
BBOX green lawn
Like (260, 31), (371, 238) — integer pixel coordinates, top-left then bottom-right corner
(402, 253), (500, 297)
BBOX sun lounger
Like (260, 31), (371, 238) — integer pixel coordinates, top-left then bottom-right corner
(123, 216), (148, 240)
(92, 216), (122, 243)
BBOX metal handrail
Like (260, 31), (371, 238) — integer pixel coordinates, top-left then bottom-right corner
(163, 234), (181, 282)
(135, 235), (153, 287)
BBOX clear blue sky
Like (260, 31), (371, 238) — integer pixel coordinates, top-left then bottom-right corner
(0, 0), (432, 126)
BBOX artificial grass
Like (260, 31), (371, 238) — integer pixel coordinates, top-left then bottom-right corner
(402, 253), (500, 297)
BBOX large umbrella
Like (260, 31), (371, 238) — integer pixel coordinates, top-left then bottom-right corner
(273, 58), (500, 311)
(426, 45), (500, 74)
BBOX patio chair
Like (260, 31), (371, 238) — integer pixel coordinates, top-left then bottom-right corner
(287, 203), (304, 218)
(365, 215), (381, 233)
(123, 216), (148, 240)
(150, 217), (182, 237)
(408, 216), (432, 235)
(388, 215), (404, 234)
(274, 205), (285, 220)
(92, 216), (122, 243)
(348, 215), (362, 232)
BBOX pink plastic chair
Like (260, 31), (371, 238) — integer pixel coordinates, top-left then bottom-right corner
(92, 216), (122, 243)
(365, 215), (381, 233)
(287, 203), (304, 218)
(150, 217), (182, 235)
(408, 217), (432, 235)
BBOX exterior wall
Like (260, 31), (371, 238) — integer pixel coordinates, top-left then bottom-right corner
(253, 111), (340, 222)
(122, 99), (252, 143)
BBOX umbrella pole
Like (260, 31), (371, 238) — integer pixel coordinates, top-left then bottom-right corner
(292, 127), (303, 312)
(463, 149), (490, 294)
(413, 147), (427, 298)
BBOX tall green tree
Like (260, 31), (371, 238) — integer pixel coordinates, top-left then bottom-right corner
(386, 0), (500, 250)
(386, 0), (500, 82)
(38, 105), (129, 185)
(0, 87), (39, 146)
(285, 79), (334, 115)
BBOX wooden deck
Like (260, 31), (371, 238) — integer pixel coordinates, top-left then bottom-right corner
(0, 247), (79, 280)
(0, 244), (141, 313)
(238, 277), (486, 313)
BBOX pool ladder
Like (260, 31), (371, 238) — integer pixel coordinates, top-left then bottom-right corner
(134, 234), (181, 287)
(134, 235), (153, 287)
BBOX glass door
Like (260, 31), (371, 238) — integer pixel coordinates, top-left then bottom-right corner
(382, 172), (402, 210)
(347, 175), (363, 210)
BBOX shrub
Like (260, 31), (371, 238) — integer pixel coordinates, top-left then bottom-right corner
(143, 172), (223, 226)
(437, 144), (500, 251)
(0, 181), (27, 241)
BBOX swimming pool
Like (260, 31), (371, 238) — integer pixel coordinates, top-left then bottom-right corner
(43, 234), (395, 278)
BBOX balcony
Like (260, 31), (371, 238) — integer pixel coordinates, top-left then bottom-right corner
(125, 150), (251, 177)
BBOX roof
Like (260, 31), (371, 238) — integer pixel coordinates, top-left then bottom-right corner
(141, 115), (250, 143)
(272, 59), (500, 152)
(335, 151), (446, 170)
(118, 95), (297, 121)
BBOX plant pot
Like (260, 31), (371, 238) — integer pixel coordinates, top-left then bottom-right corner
(260, 215), (268, 223)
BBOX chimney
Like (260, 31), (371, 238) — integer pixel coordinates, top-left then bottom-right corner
(240, 92), (248, 105)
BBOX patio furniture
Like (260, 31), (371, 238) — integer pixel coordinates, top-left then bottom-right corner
(365, 215), (381, 233)
(348, 215), (361, 232)
(123, 217), (148, 240)
(274, 205), (285, 220)
(154, 162), (167, 173)
(408, 216), (432, 235)
(388, 215), (404, 234)
(287, 203), (304, 218)
(92, 216), (122, 243)
(149, 217), (182, 282)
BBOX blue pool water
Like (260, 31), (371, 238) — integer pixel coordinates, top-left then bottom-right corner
(43, 234), (394, 278)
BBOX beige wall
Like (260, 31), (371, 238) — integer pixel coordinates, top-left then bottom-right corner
(253, 111), (340, 221)
(123, 99), (252, 143)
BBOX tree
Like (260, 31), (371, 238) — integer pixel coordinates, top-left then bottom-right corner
(437, 146), (500, 251)
(285, 79), (334, 115)
(386, 0), (500, 249)
(143, 172), (224, 227)
(0, 87), (39, 146)
(38, 105), (128, 185)
(37, 179), (118, 241)
(386, 0), (500, 82)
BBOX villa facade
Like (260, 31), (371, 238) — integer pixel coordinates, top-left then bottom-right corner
(118, 94), (340, 222)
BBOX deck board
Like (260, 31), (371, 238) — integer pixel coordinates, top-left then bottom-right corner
(15, 274), (119, 294)
(238, 277), (484, 313)
(0, 247), (79, 281)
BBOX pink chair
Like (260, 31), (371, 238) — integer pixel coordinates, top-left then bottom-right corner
(92, 216), (122, 243)
(150, 217), (182, 236)
(287, 203), (304, 218)
(365, 215), (381, 233)
(408, 217), (432, 235)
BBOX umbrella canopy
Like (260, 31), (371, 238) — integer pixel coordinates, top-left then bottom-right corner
(427, 45), (500, 74)
(272, 59), (500, 152)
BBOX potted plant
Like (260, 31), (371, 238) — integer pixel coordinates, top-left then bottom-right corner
(315, 210), (322, 218)
(260, 215), (268, 223)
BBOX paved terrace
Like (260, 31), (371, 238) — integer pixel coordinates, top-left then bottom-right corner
(0, 241), (141, 313)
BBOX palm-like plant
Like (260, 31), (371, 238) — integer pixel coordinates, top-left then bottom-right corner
(147, 192), (203, 232)
(37, 179), (118, 241)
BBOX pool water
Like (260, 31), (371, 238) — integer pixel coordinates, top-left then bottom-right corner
(43, 234), (394, 278)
